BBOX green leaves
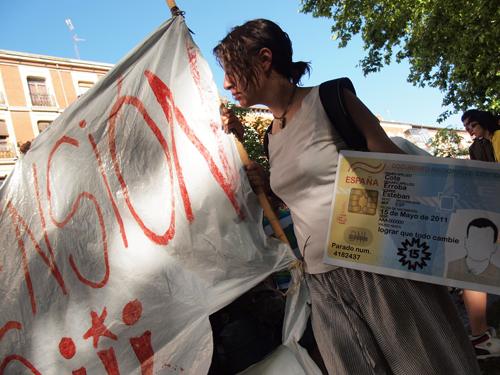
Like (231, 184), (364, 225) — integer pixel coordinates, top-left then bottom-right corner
(427, 127), (469, 158)
(300, 0), (500, 121)
(227, 103), (271, 171)
(242, 125), (270, 171)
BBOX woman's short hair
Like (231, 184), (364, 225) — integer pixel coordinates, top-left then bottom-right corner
(465, 110), (500, 133)
(213, 19), (310, 90)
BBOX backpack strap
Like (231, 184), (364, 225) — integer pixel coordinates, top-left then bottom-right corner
(263, 121), (273, 160)
(318, 78), (368, 151)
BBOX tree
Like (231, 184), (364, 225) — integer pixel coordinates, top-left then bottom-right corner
(300, 0), (500, 121)
(427, 127), (469, 158)
(242, 125), (270, 171)
(227, 103), (271, 170)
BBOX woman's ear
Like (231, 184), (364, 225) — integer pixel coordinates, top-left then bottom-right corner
(258, 48), (273, 73)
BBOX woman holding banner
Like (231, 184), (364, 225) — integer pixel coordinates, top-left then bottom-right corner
(215, 19), (479, 374)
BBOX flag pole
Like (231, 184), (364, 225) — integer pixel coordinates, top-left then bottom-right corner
(219, 101), (290, 246)
(166, 0), (182, 16)
(232, 135), (290, 246)
(234, 135), (302, 292)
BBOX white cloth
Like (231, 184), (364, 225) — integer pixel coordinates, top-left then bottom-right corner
(268, 86), (347, 274)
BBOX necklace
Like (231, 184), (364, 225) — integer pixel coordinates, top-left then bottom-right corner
(273, 85), (297, 129)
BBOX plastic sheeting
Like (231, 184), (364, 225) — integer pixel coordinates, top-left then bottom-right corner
(0, 16), (299, 374)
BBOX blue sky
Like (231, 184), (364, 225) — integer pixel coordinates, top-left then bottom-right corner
(0, 0), (462, 127)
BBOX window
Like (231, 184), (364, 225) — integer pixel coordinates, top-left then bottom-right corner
(37, 120), (53, 133)
(27, 76), (55, 106)
(0, 72), (6, 106)
(77, 81), (94, 97)
(0, 120), (16, 159)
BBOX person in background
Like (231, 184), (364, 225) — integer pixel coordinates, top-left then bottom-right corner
(462, 109), (496, 161)
(216, 18), (479, 374)
(467, 110), (500, 162)
(459, 109), (500, 359)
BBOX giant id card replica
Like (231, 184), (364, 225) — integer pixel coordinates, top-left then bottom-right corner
(325, 151), (500, 294)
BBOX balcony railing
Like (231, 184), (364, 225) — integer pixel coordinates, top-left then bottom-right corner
(0, 142), (16, 159)
(30, 93), (56, 107)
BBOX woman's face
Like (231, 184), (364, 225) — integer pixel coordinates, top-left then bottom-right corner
(223, 71), (262, 108)
(222, 53), (268, 108)
(470, 121), (487, 138)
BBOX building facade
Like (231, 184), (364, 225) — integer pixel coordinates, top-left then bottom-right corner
(0, 49), (112, 183)
(379, 120), (472, 154)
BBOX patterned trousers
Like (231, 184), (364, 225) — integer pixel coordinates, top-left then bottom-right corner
(307, 268), (480, 374)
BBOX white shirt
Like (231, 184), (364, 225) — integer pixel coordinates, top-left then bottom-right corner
(268, 86), (347, 274)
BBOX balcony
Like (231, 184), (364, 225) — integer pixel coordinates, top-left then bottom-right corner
(30, 93), (56, 107)
(0, 141), (16, 159)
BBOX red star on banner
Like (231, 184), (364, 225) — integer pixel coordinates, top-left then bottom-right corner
(83, 307), (117, 348)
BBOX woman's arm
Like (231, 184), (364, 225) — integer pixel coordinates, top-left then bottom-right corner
(343, 89), (405, 154)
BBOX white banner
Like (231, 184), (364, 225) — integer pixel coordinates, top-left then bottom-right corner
(0, 16), (295, 374)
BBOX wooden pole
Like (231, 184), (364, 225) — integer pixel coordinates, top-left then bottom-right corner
(166, 0), (182, 16)
(218, 102), (290, 246)
(233, 139), (290, 246)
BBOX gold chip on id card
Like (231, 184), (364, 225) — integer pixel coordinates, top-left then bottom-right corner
(348, 188), (378, 215)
